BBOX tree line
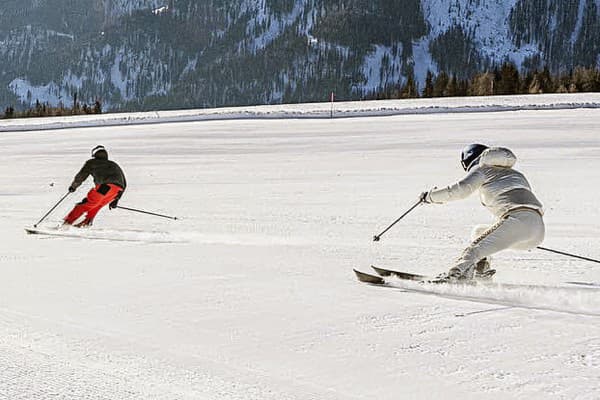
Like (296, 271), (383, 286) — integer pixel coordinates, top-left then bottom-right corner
(3, 62), (600, 118)
(369, 63), (600, 100)
(2, 98), (102, 119)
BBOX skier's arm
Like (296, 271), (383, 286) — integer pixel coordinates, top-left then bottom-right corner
(69, 161), (92, 191)
(427, 169), (485, 204)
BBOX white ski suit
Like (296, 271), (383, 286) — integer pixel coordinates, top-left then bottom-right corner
(426, 147), (545, 276)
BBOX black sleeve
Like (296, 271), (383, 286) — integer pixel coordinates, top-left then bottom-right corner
(70, 160), (92, 190)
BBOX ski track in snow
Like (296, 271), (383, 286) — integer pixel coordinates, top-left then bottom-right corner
(381, 278), (600, 317)
(1, 100), (600, 398)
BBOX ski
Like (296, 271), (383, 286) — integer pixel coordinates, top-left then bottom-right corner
(26, 227), (136, 242)
(371, 265), (496, 281)
(370, 265), (426, 281)
(353, 269), (386, 285)
(25, 227), (178, 243)
(355, 267), (482, 285)
(354, 268), (470, 285)
(355, 268), (439, 285)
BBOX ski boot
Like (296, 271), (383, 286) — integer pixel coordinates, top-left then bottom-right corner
(75, 220), (93, 228)
(474, 258), (496, 280)
(432, 264), (475, 283)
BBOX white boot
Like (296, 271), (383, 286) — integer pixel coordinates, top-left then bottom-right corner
(475, 258), (496, 279)
(435, 264), (475, 282)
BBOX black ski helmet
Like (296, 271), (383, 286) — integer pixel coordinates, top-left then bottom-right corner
(91, 145), (108, 159)
(460, 143), (488, 171)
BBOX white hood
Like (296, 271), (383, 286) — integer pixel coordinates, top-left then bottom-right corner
(478, 147), (516, 169)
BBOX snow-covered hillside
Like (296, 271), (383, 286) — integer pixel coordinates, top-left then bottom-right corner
(1, 0), (599, 110)
(420, 0), (535, 71)
(1, 99), (599, 398)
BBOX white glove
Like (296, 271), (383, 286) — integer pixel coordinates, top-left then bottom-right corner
(419, 187), (437, 204)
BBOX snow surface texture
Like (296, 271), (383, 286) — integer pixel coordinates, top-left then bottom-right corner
(2, 93), (600, 132)
(1, 101), (600, 399)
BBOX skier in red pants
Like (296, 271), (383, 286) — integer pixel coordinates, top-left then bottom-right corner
(64, 145), (127, 227)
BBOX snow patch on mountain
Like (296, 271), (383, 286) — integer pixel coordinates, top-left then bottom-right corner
(243, 0), (308, 53)
(45, 30), (75, 41)
(360, 45), (404, 93)
(412, 39), (437, 86)
(181, 57), (198, 77)
(111, 50), (132, 101)
(103, 0), (165, 18)
(152, 5), (169, 15)
(422, 0), (530, 66)
(9, 79), (64, 106)
(9, 72), (85, 106)
(572, 0), (587, 45)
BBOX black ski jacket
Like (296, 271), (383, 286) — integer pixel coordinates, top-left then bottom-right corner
(70, 156), (127, 191)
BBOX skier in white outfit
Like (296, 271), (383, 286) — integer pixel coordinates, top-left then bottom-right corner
(421, 144), (545, 282)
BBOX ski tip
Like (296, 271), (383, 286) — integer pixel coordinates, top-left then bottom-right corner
(371, 265), (392, 277)
(353, 269), (386, 285)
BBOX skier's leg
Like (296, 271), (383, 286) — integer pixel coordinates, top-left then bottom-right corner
(507, 210), (545, 250)
(64, 187), (102, 225)
(450, 210), (544, 279)
(471, 224), (489, 238)
(77, 203), (103, 227)
(471, 224), (493, 276)
(64, 198), (88, 225)
(78, 184), (121, 226)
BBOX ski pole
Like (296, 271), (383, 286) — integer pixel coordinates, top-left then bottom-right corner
(373, 198), (424, 242)
(117, 206), (178, 220)
(537, 246), (600, 265)
(34, 192), (71, 227)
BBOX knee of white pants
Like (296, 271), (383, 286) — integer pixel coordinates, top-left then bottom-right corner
(459, 246), (483, 265)
(471, 224), (489, 240)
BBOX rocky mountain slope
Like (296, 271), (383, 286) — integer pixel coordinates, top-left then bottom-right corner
(1, 0), (598, 110)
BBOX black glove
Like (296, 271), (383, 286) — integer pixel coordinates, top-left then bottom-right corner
(109, 190), (123, 210)
(68, 186), (76, 193)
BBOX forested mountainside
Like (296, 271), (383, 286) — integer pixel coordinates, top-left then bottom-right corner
(1, 0), (599, 111)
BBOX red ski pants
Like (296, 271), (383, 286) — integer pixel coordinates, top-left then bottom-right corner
(64, 184), (122, 226)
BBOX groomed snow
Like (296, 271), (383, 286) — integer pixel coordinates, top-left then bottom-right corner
(1, 101), (599, 398)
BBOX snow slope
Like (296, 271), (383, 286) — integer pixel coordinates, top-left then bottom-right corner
(1, 102), (599, 398)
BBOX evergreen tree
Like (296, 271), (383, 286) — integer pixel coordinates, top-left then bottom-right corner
(423, 70), (434, 98)
(496, 62), (520, 95)
(3, 106), (15, 118)
(445, 75), (459, 97)
(400, 72), (418, 98)
(432, 71), (449, 97)
(457, 78), (469, 96)
(93, 100), (103, 114)
(573, 67), (600, 92)
(528, 68), (554, 94)
(468, 72), (494, 96)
